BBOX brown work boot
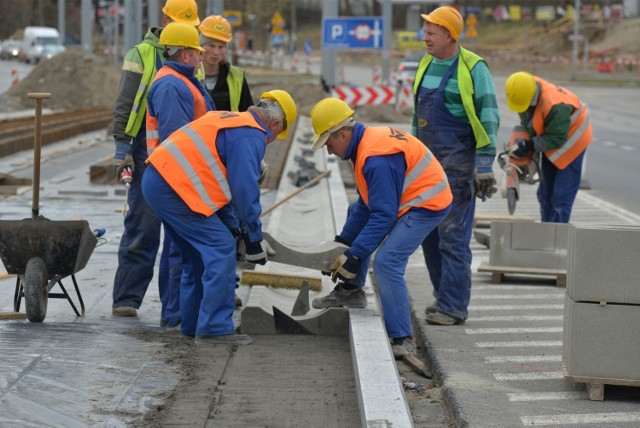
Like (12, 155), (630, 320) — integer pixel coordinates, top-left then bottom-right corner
(391, 336), (416, 359)
(235, 294), (243, 307)
(425, 311), (464, 326)
(112, 306), (137, 317)
(312, 284), (367, 309)
(425, 303), (437, 315)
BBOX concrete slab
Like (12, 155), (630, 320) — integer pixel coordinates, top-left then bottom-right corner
(567, 223), (640, 304)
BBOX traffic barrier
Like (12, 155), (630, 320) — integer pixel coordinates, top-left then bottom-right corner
(396, 77), (413, 110)
(331, 85), (395, 107)
(291, 51), (298, 72)
(372, 65), (381, 86)
(10, 69), (19, 87)
(305, 53), (312, 74)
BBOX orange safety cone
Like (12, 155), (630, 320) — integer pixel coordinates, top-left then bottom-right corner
(11, 69), (20, 87)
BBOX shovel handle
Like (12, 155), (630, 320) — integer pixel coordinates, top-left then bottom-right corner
(261, 170), (332, 218)
(28, 92), (51, 219)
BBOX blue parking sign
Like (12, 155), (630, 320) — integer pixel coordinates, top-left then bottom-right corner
(322, 17), (384, 50)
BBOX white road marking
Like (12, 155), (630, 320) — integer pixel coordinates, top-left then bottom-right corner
(466, 327), (562, 334)
(472, 315), (563, 322)
(469, 304), (564, 311)
(474, 285), (559, 291)
(507, 391), (585, 401)
(472, 294), (561, 300)
(485, 355), (562, 363)
(521, 412), (640, 426)
(494, 372), (564, 381)
(475, 341), (562, 348)
(577, 192), (640, 224)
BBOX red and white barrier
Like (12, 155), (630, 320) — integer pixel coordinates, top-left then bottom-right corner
(331, 85), (395, 107)
(11, 69), (19, 87)
(396, 77), (414, 110)
(291, 52), (298, 72)
(372, 65), (382, 86)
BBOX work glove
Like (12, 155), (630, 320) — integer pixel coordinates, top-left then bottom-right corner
(474, 155), (497, 202)
(244, 238), (267, 265)
(334, 235), (351, 247)
(509, 138), (535, 159)
(113, 141), (135, 178)
(258, 160), (268, 186)
(329, 251), (360, 284)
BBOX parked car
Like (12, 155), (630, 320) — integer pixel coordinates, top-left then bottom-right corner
(0, 39), (23, 60)
(396, 51), (423, 84)
(23, 26), (66, 63)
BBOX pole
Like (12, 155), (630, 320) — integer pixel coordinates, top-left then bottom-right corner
(28, 93), (51, 220)
(321, 0), (338, 89)
(147, 0), (160, 28)
(382, 0), (392, 84)
(81, 0), (93, 54)
(571, 0), (581, 81)
(58, 0), (66, 46)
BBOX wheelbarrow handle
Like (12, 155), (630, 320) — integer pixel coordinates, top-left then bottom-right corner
(27, 92), (51, 220)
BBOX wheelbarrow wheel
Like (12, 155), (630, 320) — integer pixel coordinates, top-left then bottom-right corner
(24, 257), (48, 323)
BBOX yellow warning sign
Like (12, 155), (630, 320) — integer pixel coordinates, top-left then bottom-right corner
(271, 11), (285, 35)
(465, 13), (477, 26)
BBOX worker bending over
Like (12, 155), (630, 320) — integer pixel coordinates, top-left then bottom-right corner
(146, 22), (215, 329)
(505, 71), (592, 223)
(310, 97), (452, 358)
(141, 90), (296, 345)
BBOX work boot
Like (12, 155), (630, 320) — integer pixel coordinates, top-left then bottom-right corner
(112, 306), (137, 317)
(312, 284), (367, 309)
(425, 303), (437, 315)
(391, 336), (416, 359)
(235, 294), (243, 307)
(195, 333), (252, 346)
(425, 311), (464, 326)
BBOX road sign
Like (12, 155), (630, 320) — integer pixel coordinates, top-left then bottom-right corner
(304, 40), (313, 55)
(322, 17), (384, 50)
(271, 34), (285, 47)
(223, 10), (242, 27)
(271, 11), (285, 35)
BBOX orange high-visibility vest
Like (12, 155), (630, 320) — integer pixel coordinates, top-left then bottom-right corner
(146, 66), (208, 153)
(532, 77), (592, 170)
(147, 111), (264, 216)
(354, 127), (452, 217)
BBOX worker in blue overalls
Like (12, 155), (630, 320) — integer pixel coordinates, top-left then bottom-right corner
(412, 6), (500, 325)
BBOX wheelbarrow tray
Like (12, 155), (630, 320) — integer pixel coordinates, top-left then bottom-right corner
(0, 218), (97, 278)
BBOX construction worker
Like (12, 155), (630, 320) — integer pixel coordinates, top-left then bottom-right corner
(199, 15), (257, 308)
(199, 15), (254, 112)
(310, 97), (453, 358)
(141, 90), (297, 344)
(146, 22), (215, 329)
(505, 71), (592, 223)
(110, 0), (200, 318)
(412, 6), (500, 325)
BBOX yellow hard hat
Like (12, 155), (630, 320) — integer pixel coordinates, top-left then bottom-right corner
(259, 90), (297, 139)
(162, 0), (200, 26)
(160, 22), (204, 52)
(505, 71), (536, 113)
(421, 6), (463, 41)
(310, 98), (355, 150)
(199, 15), (233, 43)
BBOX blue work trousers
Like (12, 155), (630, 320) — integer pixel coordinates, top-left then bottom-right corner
(538, 151), (585, 223)
(142, 165), (236, 337)
(373, 207), (449, 339)
(112, 131), (162, 309)
(421, 174), (476, 321)
(158, 237), (182, 326)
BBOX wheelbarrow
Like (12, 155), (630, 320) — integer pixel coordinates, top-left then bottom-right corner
(0, 93), (104, 322)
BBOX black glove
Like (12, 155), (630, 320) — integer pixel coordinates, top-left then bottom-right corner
(510, 139), (534, 159)
(474, 172), (498, 202)
(329, 252), (360, 283)
(244, 239), (267, 265)
(334, 235), (351, 247)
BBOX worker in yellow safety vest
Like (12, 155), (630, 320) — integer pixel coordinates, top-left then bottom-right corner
(110, 0), (201, 319)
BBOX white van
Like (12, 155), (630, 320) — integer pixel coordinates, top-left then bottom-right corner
(23, 26), (66, 64)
